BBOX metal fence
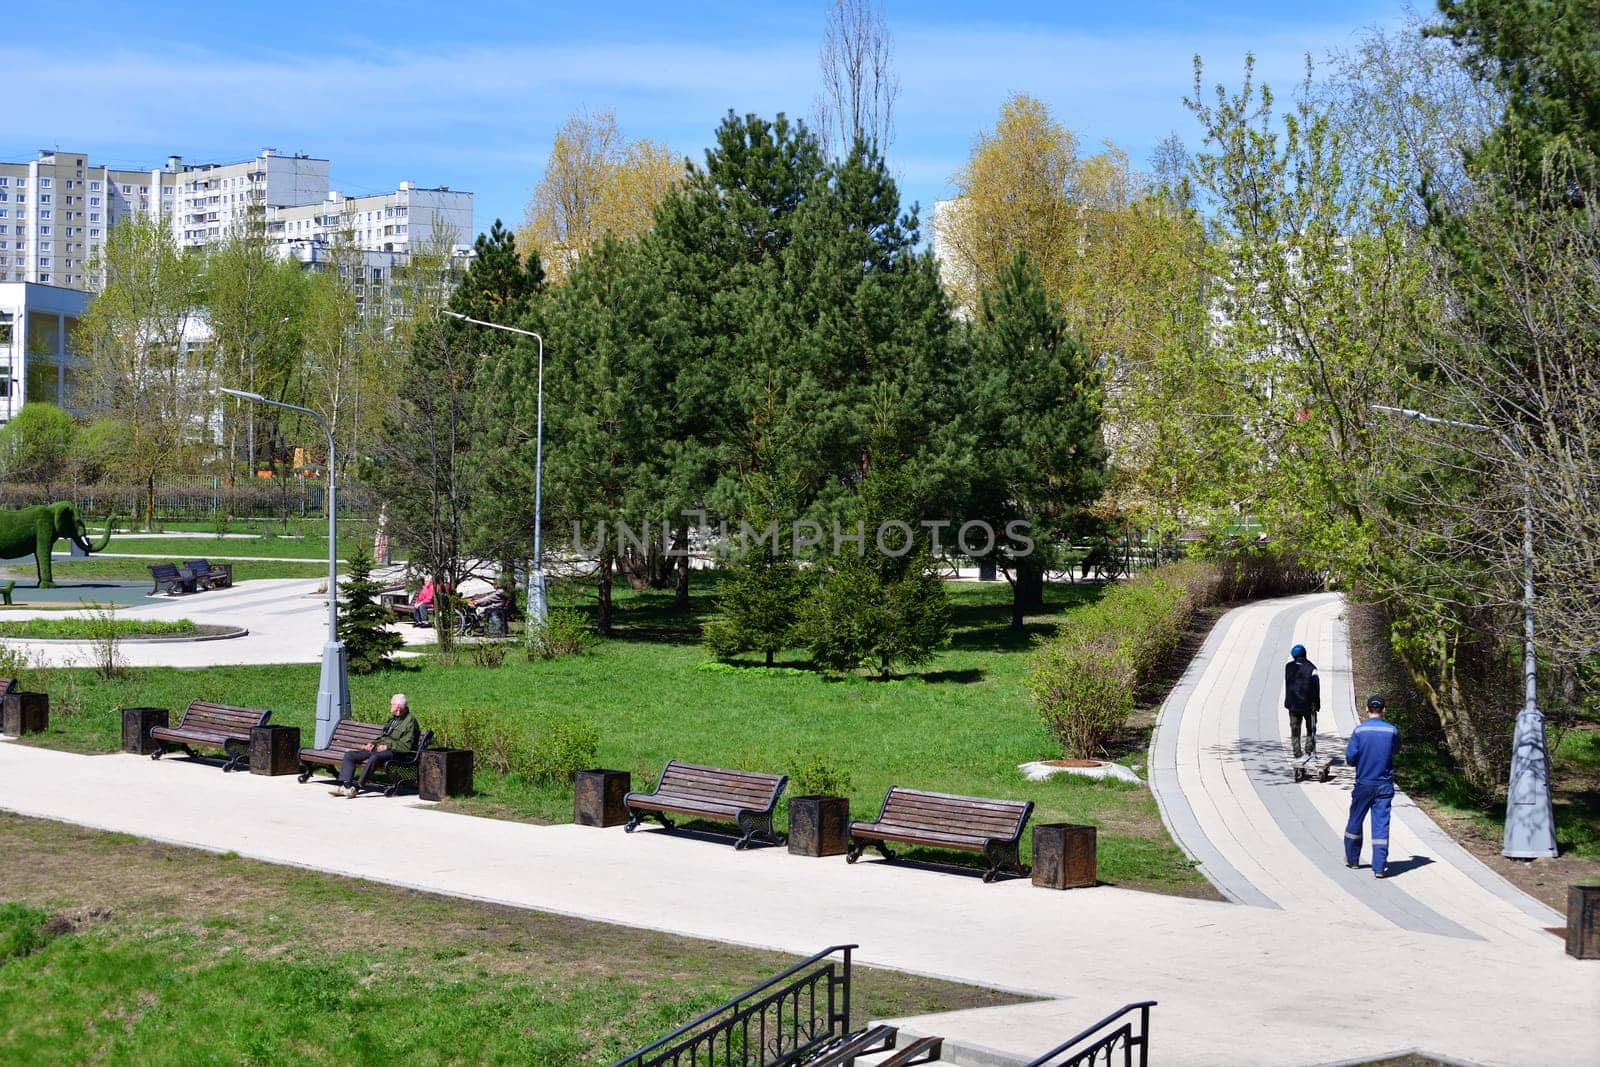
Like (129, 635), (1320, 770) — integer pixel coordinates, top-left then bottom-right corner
(611, 945), (856, 1067)
(0, 477), (378, 523)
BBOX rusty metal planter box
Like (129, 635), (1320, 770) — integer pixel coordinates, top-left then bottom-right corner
(1, 690), (48, 736)
(1032, 823), (1097, 890)
(1569, 885), (1600, 960)
(420, 748), (474, 801)
(121, 707), (169, 754)
(788, 795), (851, 858)
(573, 768), (631, 827)
(249, 724), (301, 776)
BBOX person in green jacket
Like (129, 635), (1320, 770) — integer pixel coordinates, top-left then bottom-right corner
(333, 693), (421, 798)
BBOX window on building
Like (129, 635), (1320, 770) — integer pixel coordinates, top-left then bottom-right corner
(40, 211), (49, 220)
(40, 178), (51, 188)
(39, 194), (49, 204)
(121, 184), (131, 194)
(15, 179), (25, 187)
(40, 226), (49, 236)
(39, 273), (50, 283)
(89, 180), (100, 191)
(90, 228), (99, 237)
(0, 178), (8, 186)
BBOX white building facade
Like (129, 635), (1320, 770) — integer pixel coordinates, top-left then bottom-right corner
(0, 281), (92, 424)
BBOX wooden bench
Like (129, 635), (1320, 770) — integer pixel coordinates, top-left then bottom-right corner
(806, 1026), (943, 1067)
(148, 700), (271, 772)
(295, 719), (433, 797)
(625, 760), (788, 849)
(148, 563), (197, 596)
(184, 559), (233, 590)
(848, 787), (1034, 883)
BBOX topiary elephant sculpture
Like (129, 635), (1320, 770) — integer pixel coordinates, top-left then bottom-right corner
(0, 502), (115, 588)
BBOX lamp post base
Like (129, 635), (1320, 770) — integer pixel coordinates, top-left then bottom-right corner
(1502, 704), (1559, 859)
(314, 640), (351, 750)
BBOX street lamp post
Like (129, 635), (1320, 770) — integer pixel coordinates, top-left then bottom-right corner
(221, 387), (350, 748)
(440, 311), (547, 646)
(1371, 404), (1559, 859)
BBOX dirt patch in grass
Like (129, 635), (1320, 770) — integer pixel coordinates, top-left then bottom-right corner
(1347, 600), (1600, 913)
(0, 813), (1028, 1024)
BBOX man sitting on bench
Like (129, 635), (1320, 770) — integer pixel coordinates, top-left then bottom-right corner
(332, 693), (422, 798)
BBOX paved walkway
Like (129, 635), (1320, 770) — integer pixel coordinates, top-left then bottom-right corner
(0, 577), (434, 667)
(0, 593), (1595, 1066)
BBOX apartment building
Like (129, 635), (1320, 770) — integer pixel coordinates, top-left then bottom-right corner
(0, 148), (470, 300)
(0, 150), (184, 289)
(173, 148), (328, 248)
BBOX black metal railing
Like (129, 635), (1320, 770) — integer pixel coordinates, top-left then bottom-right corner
(1024, 1001), (1156, 1067)
(611, 944), (857, 1067)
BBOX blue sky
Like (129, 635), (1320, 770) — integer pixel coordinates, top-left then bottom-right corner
(8, 1), (1417, 241)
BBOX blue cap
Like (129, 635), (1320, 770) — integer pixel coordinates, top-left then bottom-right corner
(1290, 644), (1306, 659)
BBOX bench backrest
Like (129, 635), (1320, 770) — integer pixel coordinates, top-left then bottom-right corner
(325, 719), (384, 749)
(150, 563), (186, 579)
(656, 760), (787, 811)
(179, 700), (270, 735)
(185, 560), (212, 574)
(323, 720), (433, 755)
(0, 679), (14, 700)
(878, 787), (1033, 842)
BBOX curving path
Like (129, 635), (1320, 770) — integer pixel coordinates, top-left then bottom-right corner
(1149, 593), (1562, 947)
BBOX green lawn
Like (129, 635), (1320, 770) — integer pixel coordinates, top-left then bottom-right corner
(14, 580), (1213, 896)
(104, 535), (362, 561)
(0, 618), (197, 640)
(0, 815), (1024, 1065)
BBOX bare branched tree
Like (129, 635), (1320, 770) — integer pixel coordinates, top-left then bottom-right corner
(813, 0), (899, 158)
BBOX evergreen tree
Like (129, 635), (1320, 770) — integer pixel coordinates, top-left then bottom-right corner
(702, 543), (808, 666)
(799, 422), (950, 678)
(338, 546), (403, 674)
(966, 252), (1106, 629)
(463, 221), (548, 568)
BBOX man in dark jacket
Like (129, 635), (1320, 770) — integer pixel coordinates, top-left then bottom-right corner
(333, 693), (421, 798)
(1283, 643), (1321, 758)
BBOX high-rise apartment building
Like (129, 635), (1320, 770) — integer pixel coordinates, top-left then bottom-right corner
(0, 150), (184, 289)
(0, 147), (471, 294)
(173, 148), (328, 248)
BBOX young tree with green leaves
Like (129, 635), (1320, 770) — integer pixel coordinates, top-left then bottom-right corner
(77, 214), (206, 527)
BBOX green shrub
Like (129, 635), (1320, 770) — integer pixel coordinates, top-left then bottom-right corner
(529, 717), (600, 785)
(1027, 559), (1228, 759)
(1027, 628), (1137, 759)
(470, 640), (511, 668)
(529, 609), (593, 660)
(788, 753), (853, 797)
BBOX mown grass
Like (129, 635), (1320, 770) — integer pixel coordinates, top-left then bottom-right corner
(0, 618), (197, 640)
(0, 814), (1024, 1065)
(20, 558), (329, 582)
(104, 535), (361, 561)
(15, 579), (1213, 895)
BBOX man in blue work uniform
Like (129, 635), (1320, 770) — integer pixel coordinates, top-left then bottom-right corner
(1345, 695), (1400, 878)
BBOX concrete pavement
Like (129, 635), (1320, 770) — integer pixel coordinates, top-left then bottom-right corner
(0, 592), (1595, 1065)
(1, 577), (433, 667)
